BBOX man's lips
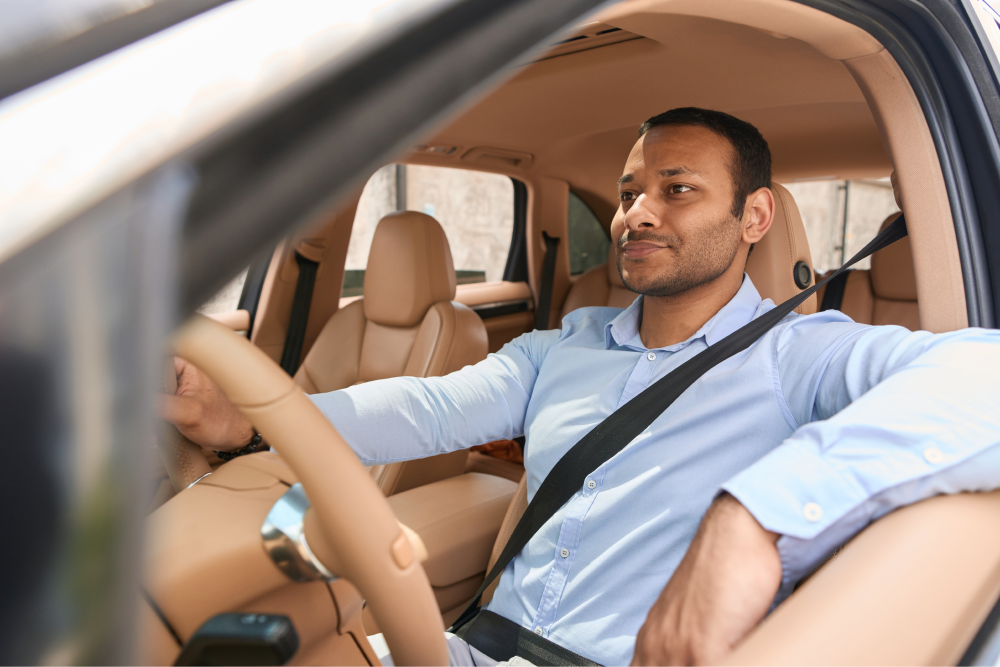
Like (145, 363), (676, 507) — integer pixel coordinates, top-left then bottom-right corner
(621, 242), (666, 259)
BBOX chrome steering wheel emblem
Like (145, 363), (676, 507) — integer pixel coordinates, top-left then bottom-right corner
(261, 483), (338, 583)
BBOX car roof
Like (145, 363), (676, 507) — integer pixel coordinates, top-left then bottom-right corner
(412, 5), (889, 224)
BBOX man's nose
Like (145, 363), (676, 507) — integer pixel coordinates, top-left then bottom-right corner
(624, 193), (659, 230)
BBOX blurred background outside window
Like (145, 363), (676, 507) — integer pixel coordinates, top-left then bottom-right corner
(201, 172), (899, 313)
(343, 164), (515, 297)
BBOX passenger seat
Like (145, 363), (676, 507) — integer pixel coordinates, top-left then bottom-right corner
(815, 213), (919, 330)
(559, 183), (817, 315)
(294, 211), (489, 495)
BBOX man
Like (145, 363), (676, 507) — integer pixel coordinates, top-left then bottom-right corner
(164, 108), (1000, 665)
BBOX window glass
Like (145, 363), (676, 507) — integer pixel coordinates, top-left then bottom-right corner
(344, 164), (514, 296)
(567, 192), (610, 275)
(783, 178), (899, 272)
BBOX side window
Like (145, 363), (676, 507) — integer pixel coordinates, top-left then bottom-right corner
(783, 178), (899, 272)
(567, 192), (610, 275)
(199, 268), (248, 314)
(345, 164), (515, 296)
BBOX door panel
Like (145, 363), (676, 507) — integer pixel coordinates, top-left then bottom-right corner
(456, 281), (534, 352)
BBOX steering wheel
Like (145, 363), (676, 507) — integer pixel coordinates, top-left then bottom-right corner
(172, 315), (449, 666)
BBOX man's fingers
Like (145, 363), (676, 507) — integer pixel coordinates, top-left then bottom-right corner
(173, 355), (185, 377)
(159, 393), (203, 428)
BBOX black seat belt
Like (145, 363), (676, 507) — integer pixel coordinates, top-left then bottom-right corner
(819, 269), (852, 312)
(534, 231), (560, 331)
(450, 215), (908, 663)
(279, 252), (319, 375)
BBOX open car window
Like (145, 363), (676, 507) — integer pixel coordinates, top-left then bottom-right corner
(785, 178), (899, 272)
(344, 164), (517, 297)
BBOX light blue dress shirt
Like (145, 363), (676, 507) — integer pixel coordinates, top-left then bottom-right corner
(310, 275), (1000, 666)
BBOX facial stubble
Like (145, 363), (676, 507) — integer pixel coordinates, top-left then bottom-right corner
(615, 213), (743, 297)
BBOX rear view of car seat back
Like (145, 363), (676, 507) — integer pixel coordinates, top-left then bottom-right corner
(559, 182), (816, 317)
(559, 243), (638, 317)
(816, 213), (920, 330)
(294, 211), (489, 495)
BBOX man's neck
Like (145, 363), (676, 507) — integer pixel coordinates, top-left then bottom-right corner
(638, 266), (746, 349)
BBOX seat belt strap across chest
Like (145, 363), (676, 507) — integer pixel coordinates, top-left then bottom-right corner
(450, 215), (909, 638)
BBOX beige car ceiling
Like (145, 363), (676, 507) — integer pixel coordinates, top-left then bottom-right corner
(417, 0), (888, 225)
(405, 0), (966, 333)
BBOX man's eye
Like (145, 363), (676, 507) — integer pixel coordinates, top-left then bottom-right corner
(619, 192), (635, 202)
(668, 184), (693, 194)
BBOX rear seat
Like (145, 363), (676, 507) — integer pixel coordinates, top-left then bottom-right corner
(815, 213), (920, 330)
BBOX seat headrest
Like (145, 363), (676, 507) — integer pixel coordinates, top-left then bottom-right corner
(870, 212), (917, 301)
(363, 211), (457, 327)
(746, 183), (815, 310)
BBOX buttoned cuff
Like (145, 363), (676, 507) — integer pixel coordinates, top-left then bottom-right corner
(722, 438), (869, 537)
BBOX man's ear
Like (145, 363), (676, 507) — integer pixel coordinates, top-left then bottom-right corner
(743, 187), (774, 244)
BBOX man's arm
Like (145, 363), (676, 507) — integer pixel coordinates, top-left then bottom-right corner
(631, 494), (781, 666)
(308, 330), (554, 464)
(633, 321), (1000, 665)
(728, 322), (1000, 593)
(162, 329), (557, 461)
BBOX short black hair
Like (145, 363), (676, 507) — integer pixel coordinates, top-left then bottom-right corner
(638, 107), (771, 219)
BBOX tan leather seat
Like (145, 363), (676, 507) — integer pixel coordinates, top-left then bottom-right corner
(815, 213), (919, 330)
(559, 183), (817, 315)
(560, 244), (638, 317)
(294, 211), (489, 495)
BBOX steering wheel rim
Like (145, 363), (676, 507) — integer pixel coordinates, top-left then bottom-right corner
(172, 315), (448, 666)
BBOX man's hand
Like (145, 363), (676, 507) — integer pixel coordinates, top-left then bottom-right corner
(160, 357), (254, 452)
(631, 493), (781, 666)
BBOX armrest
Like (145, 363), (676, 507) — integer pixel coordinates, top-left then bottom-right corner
(388, 472), (517, 589)
(725, 490), (1000, 665)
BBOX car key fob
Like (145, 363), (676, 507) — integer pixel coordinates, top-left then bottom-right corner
(173, 613), (299, 666)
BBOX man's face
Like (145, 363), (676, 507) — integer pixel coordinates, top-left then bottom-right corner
(611, 124), (745, 297)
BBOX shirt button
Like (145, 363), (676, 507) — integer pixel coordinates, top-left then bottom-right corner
(534, 627), (544, 635)
(803, 502), (823, 522)
(647, 352), (656, 361)
(586, 480), (597, 490)
(923, 447), (944, 464)
(560, 548), (570, 558)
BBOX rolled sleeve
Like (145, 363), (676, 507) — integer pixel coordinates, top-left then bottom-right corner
(724, 324), (1000, 595)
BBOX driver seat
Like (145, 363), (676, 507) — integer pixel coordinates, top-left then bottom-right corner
(293, 211), (488, 495)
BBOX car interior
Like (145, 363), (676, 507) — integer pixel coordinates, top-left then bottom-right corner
(142, 0), (1000, 665)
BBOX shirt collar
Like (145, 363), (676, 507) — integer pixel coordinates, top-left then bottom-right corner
(604, 274), (763, 351)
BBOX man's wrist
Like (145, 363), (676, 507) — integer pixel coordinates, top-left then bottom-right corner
(712, 492), (780, 544)
(216, 431), (266, 462)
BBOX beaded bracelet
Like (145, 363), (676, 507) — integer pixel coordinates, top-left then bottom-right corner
(215, 432), (264, 462)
